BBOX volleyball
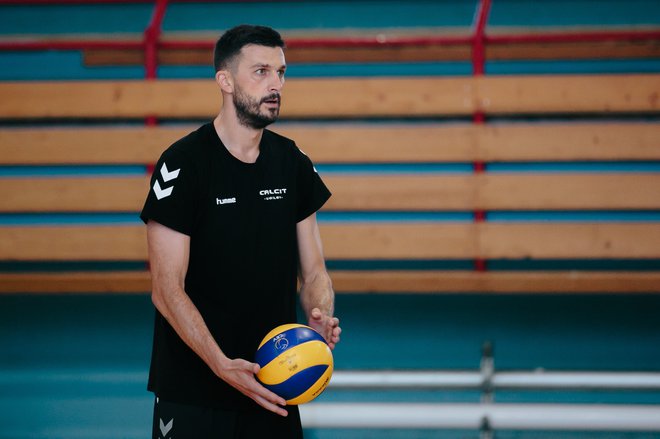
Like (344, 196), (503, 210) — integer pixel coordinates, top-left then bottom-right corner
(255, 323), (334, 405)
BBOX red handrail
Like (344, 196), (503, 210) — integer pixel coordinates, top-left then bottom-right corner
(143, 0), (167, 125)
(472, 0), (491, 76)
(143, 0), (167, 80)
(0, 0), (305, 3)
(1, 0), (658, 52)
(0, 41), (142, 51)
(0, 0), (152, 4)
(489, 29), (660, 44)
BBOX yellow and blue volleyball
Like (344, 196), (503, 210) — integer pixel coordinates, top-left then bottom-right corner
(255, 323), (333, 405)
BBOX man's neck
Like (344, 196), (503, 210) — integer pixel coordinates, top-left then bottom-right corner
(213, 112), (264, 164)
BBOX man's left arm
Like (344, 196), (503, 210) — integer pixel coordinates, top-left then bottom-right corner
(297, 212), (341, 350)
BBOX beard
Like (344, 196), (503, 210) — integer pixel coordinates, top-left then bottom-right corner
(233, 85), (281, 129)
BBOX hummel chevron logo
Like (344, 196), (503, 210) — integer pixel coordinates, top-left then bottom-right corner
(152, 162), (180, 200)
(159, 418), (173, 437)
(153, 180), (173, 200)
(160, 163), (180, 182)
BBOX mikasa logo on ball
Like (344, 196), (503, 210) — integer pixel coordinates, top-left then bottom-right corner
(274, 334), (289, 350)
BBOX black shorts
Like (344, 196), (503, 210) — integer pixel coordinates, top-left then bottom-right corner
(151, 397), (303, 439)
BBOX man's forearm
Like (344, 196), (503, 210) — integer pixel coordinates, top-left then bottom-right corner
(153, 284), (228, 377)
(299, 270), (335, 318)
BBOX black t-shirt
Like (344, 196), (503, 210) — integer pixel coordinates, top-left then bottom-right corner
(140, 122), (331, 409)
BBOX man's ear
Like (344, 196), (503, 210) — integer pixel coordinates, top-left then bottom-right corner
(215, 70), (233, 93)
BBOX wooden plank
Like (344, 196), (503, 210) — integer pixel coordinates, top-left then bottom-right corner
(0, 124), (478, 164)
(1, 270), (659, 294)
(82, 39), (660, 66)
(84, 45), (474, 66)
(330, 270), (660, 294)
(0, 271), (151, 294)
(0, 127), (186, 165)
(0, 75), (657, 119)
(323, 223), (660, 259)
(4, 175), (472, 212)
(276, 123), (480, 163)
(0, 177), (149, 212)
(326, 173), (660, 210)
(487, 40), (660, 61)
(0, 225), (147, 261)
(83, 48), (144, 66)
(477, 74), (660, 114)
(480, 223), (660, 259)
(1, 122), (659, 165)
(472, 122), (660, 162)
(0, 223), (658, 261)
(3, 173), (658, 213)
(280, 77), (474, 117)
(476, 174), (660, 210)
(0, 80), (220, 119)
(320, 223), (478, 259)
(323, 175), (474, 211)
(0, 77), (475, 119)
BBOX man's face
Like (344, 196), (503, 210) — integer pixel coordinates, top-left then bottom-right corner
(230, 44), (286, 129)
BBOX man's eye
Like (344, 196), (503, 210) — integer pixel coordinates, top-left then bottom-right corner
(278, 70), (285, 79)
(256, 69), (266, 75)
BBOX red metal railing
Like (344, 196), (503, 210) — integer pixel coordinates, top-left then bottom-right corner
(143, 0), (168, 126)
(143, 0), (168, 80)
(2, 0), (659, 78)
(471, 0), (491, 273)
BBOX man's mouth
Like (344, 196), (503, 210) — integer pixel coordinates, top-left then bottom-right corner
(262, 94), (281, 106)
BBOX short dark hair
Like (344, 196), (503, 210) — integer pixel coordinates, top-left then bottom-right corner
(213, 25), (285, 72)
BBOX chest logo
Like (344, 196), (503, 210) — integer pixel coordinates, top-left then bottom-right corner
(260, 188), (287, 201)
(216, 197), (237, 205)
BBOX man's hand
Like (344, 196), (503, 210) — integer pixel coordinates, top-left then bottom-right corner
(216, 358), (288, 416)
(308, 307), (341, 350)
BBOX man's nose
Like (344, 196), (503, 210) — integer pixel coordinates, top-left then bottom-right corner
(268, 72), (284, 92)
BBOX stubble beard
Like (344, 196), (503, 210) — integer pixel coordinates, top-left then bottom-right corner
(233, 85), (280, 129)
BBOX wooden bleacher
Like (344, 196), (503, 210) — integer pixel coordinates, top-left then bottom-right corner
(1, 74), (659, 119)
(1, 74), (659, 294)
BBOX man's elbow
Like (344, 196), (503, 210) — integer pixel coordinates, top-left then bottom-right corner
(151, 284), (169, 316)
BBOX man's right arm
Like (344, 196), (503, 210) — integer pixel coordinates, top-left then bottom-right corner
(146, 219), (288, 416)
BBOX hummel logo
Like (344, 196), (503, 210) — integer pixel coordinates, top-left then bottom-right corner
(153, 181), (173, 200)
(216, 197), (236, 205)
(159, 417), (173, 437)
(152, 162), (180, 200)
(160, 163), (180, 182)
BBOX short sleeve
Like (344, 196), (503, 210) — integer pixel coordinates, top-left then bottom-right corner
(296, 147), (331, 222)
(140, 148), (199, 236)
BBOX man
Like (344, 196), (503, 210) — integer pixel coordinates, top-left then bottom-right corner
(140, 24), (341, 438)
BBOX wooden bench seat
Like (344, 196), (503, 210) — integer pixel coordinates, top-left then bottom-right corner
(1, 75), (658, 119)
(2, 270), (660, 295)
(0, 223), (644, 260)
(1, 222), (659, 260)
(2, 122), (659, 164)
(2, 173), (660, 212)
